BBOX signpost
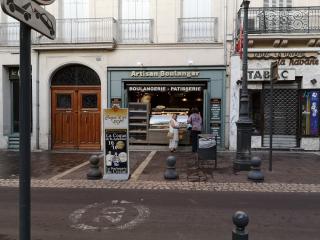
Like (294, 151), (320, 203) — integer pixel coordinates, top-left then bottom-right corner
(1, 1), (56, 240)
(103, 107), (130, 181)
(1, 0), (56, 39)
(269, 61), (279, 172)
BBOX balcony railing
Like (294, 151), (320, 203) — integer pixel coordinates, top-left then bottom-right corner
(0, 18), (116, 46)
(117, 19), (153, 43)
(178, 17), (218, 42)
(237, 7), (320, 34)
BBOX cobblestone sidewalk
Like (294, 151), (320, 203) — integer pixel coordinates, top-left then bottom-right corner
(1, 179), (320, 193)
(1, 150), (320, 193)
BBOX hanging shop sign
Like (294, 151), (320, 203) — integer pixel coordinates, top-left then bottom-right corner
(128, 86), (202, 92)
(130, 70), (200, 78)
(248, 52), (319, 66)
(103, 108), (129, 180)
(248, 69), (295, 81)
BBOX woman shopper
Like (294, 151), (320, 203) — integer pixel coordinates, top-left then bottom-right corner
(169, 114), (180, 152)
(187, 107), (202, 152)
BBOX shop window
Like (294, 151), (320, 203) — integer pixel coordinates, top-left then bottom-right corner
(249, 90), (262, 135)
(301, 90), (320, 137)
(127, 84), (204, 115)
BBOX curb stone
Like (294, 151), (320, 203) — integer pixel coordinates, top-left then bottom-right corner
(0, 179), (320, 193)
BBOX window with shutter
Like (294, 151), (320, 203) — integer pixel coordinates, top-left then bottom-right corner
(182, 0), (211, 18)
(120, 0), (150, 19)
(63, 0), (89, 18)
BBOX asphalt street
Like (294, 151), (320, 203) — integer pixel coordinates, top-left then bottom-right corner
(0, 187), (319, 240)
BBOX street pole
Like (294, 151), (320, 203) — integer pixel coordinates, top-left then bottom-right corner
(234, 0), (252, 171)
(269, 61), (278, 172)
(269, 78), (273, 172)
(19, 22), (31, 240)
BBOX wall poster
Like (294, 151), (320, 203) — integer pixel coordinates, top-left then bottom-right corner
(103, 107), (129, 180)
(210, 98), (221, 121)
(210, 123), (221, 145)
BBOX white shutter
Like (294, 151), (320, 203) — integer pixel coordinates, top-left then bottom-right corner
(182, 0), (211, 18)
(121, 0), (149, 19)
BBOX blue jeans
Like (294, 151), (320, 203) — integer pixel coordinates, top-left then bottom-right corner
(191, 130), (201, 152)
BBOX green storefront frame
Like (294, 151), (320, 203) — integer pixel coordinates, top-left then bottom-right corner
(107, 66), (226, 147)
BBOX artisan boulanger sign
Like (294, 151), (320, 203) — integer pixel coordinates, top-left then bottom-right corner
(130, 70), (200, 78)
(249, 52), (319, 66)
(128, 86), (202, 92)
(248, 69), (295, 81)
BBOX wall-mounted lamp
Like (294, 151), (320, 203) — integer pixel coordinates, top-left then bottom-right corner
(236, 79), (242, 85)
(182, 97), (188, 102)
(137, 62), (143, 67)
(310, 78), (317, 85)
(188, 60), (193, 66)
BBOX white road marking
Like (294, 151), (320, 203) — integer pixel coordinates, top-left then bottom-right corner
(130, 150), (157, 181)
(49, 161), (90, 181)
(69, 200), (150, 231)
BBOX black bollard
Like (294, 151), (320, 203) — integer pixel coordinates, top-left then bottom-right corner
(164, 155), (178, 180)
(248, 156), (264, 182)
(87, 155), (102, 180)
(232, 211), (249, 240)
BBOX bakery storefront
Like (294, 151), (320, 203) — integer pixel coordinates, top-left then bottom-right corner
(107, 67), (226, 146)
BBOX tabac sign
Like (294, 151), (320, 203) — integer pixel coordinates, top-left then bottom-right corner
(248, 69), (295, 82)
(249, 52), (319, 66)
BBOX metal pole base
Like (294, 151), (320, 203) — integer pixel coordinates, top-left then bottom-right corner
(234, 120), (252, 172)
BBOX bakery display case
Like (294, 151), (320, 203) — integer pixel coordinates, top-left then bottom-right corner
(128, 102), (150, 143)
(148, 108), (190, 144)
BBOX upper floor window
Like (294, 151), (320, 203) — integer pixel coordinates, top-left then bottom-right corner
(182, 0), (211, 18)
(263, 0), (292, 7)
(63, 0), (89, 18)
(120, 0), (150, 19)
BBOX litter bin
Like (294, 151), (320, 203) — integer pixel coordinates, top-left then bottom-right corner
(197, 134), (217, 168)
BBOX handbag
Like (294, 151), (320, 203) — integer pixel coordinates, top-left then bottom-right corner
(167, 131), (174, 139)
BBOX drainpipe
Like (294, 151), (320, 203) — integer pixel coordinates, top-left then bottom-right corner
(224, 0), (229, 149)
(224, 0), (228, 66)
(36, 50), (40, 150)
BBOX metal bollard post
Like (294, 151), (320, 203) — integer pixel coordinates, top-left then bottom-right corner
(164, 155), (178, 180)
(248, 156), (264, 182)
(87, 155), (102, 180)
(232, 211), (249, 240)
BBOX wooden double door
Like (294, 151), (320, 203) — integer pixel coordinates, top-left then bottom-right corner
(51, 86), (101, 150)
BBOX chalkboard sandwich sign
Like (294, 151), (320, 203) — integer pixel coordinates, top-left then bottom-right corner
(103, 107), (129, 180)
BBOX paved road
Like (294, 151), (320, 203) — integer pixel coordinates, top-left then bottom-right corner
(0, 187), (319, 240)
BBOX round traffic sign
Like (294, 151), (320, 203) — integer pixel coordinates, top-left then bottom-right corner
(32, 0), (56, 5)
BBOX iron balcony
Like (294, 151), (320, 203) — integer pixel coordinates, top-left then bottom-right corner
(237, 6), (320, 34)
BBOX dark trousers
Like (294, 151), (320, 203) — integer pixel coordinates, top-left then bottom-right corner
(191, 130), (201, 152)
